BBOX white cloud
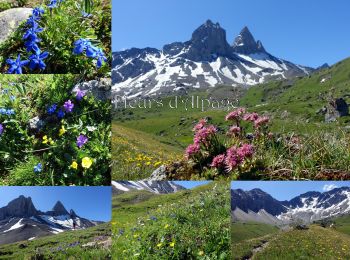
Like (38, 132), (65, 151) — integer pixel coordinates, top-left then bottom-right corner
(323, 184), (338, 191)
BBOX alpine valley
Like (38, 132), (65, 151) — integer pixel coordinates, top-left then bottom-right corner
(112, 20), (314, 97)
(231, 186), (350, 259)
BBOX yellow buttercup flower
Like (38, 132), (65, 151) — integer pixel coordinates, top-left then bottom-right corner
(169, 241), (175, 247)
(70, 161), (78, 170)
(81, 157), (93, 169)
(42, 135), (48, 144)
(157, 243), (162, 248)
(164, 224), (170, 229)
(59, 126), (66, 136)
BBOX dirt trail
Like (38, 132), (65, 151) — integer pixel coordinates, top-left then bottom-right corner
(247, 240), (269, 260)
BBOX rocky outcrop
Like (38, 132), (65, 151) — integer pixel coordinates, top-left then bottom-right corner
(324, 98), (349, 122)
(73, 78), (111, 101)
(0, 8), (32, 44)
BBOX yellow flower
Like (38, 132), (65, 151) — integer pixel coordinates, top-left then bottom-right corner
(59, 126), (66, 136)
(157, 243), (162, 248)
(81, 157), (93, 169)
(164, 224), (170, 229)
(169, 241), (175, 247)
(70, 161), (78, 170)
(42, 135), (48, 144)
(198, 250), (204, 256)
(146, 161), (151, 166)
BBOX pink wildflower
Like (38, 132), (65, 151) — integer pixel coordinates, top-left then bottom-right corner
(225, 146), (242, 172)
(254, 116), (269, 128)
(243, 112), (259, 122)
(225, 108), (246, 121)
(237, 143), (254, 158)
(185, 143), (200, 159)
(193, 125), (217, 145)
(210, 154), (226, 168)
(228, 126), (241, 136)
(193, 119), (207, 131)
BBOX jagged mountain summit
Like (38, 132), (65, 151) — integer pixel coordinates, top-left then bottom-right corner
(231, 187), (350, 225)
(112, 181), (185, 195)
(112, 20), (313, 98)
(0, 196), (101, 245)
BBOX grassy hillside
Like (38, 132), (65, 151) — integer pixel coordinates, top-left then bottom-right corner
(0, 223), (111, 259)
(231, 221), (279, 243)
(112, 182), (231, 259)
(254, 225), (350, 259)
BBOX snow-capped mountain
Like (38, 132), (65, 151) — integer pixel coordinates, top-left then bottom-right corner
(0, 196), (101, 245)
(112, 20), (313, 98)
(112, 181), (185, 194)
(231, 187), (350, 225)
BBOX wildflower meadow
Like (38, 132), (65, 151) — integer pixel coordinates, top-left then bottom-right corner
(0, 0), (111, 75)
(0, 74), (111, 186)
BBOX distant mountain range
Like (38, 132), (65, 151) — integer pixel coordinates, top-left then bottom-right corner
(231, 187), (350, 225)
(112, 181), (185, 195)
(112, 19), (314, 98)
(0, 196), (102, 245)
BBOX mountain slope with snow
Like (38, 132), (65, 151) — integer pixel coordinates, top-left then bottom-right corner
(112, 181), (185, 194)
(231, 187), (350, 225)
(0, 196), (101, 245)
(112, 20), (313, 98)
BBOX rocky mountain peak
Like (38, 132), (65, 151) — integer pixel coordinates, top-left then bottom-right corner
(232, 26), (266, 54)
(69, 209), (78, 218)
(0, 196), (38, 219)
(187, 19), (231, 61)
(52, 201), (69, 216)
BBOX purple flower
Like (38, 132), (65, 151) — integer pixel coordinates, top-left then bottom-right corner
(0, 124), (4, 135)
(63, 100), (74, 113)
(75, 89), (86, 101)
(76, 135), (88, 148)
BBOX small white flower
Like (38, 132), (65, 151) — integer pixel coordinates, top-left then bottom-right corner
(86, 126), (97, 132)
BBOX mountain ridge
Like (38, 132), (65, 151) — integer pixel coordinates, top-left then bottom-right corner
(0, 196), (102, 245)
(231, 186), (350, 225)
(112, 20), (314, 98)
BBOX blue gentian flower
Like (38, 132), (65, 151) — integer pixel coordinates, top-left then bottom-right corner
(95, 48), (107, 68)
(23, 23), (43, 41)
(32, 7), (45, 17)
(34, 163), (42, 173)
(47, 0), (58, 9)
(6, 55), (29, 74)
(57, 109), (65, 119)
(0, 108), (15, 115)
(47, 104), (57, 114)
(73, 38), (92, 55)
(26, 16), (39, 27)
(24, 38), (40, 52)
(29, 50), (49, 70)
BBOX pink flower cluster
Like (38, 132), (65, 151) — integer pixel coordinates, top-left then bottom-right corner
(225, 107), (246, 121)
(186, 119), (218, 159)
(185, 143), (200, 159)
(215, 143), (254, 172)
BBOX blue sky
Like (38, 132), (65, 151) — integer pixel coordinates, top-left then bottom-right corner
(174, 181), (211, 189)
(113, 0), (350, 67)
(0, 187), (111, 221)
(231, 181), (350, 201)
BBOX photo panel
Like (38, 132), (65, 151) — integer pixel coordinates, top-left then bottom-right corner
(0, 74), (111, 186)
(0, 186), (111, 258)
(0, 0), (111, 74)
(112, 180), (231, 259)
(231, 181), (350, 259)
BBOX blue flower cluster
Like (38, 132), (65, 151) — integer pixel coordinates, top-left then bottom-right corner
(0, 108), (15, 116)
(47, 103), (66, 119)
(6, 7), (49, 74)
(73, 38), (107, 68)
